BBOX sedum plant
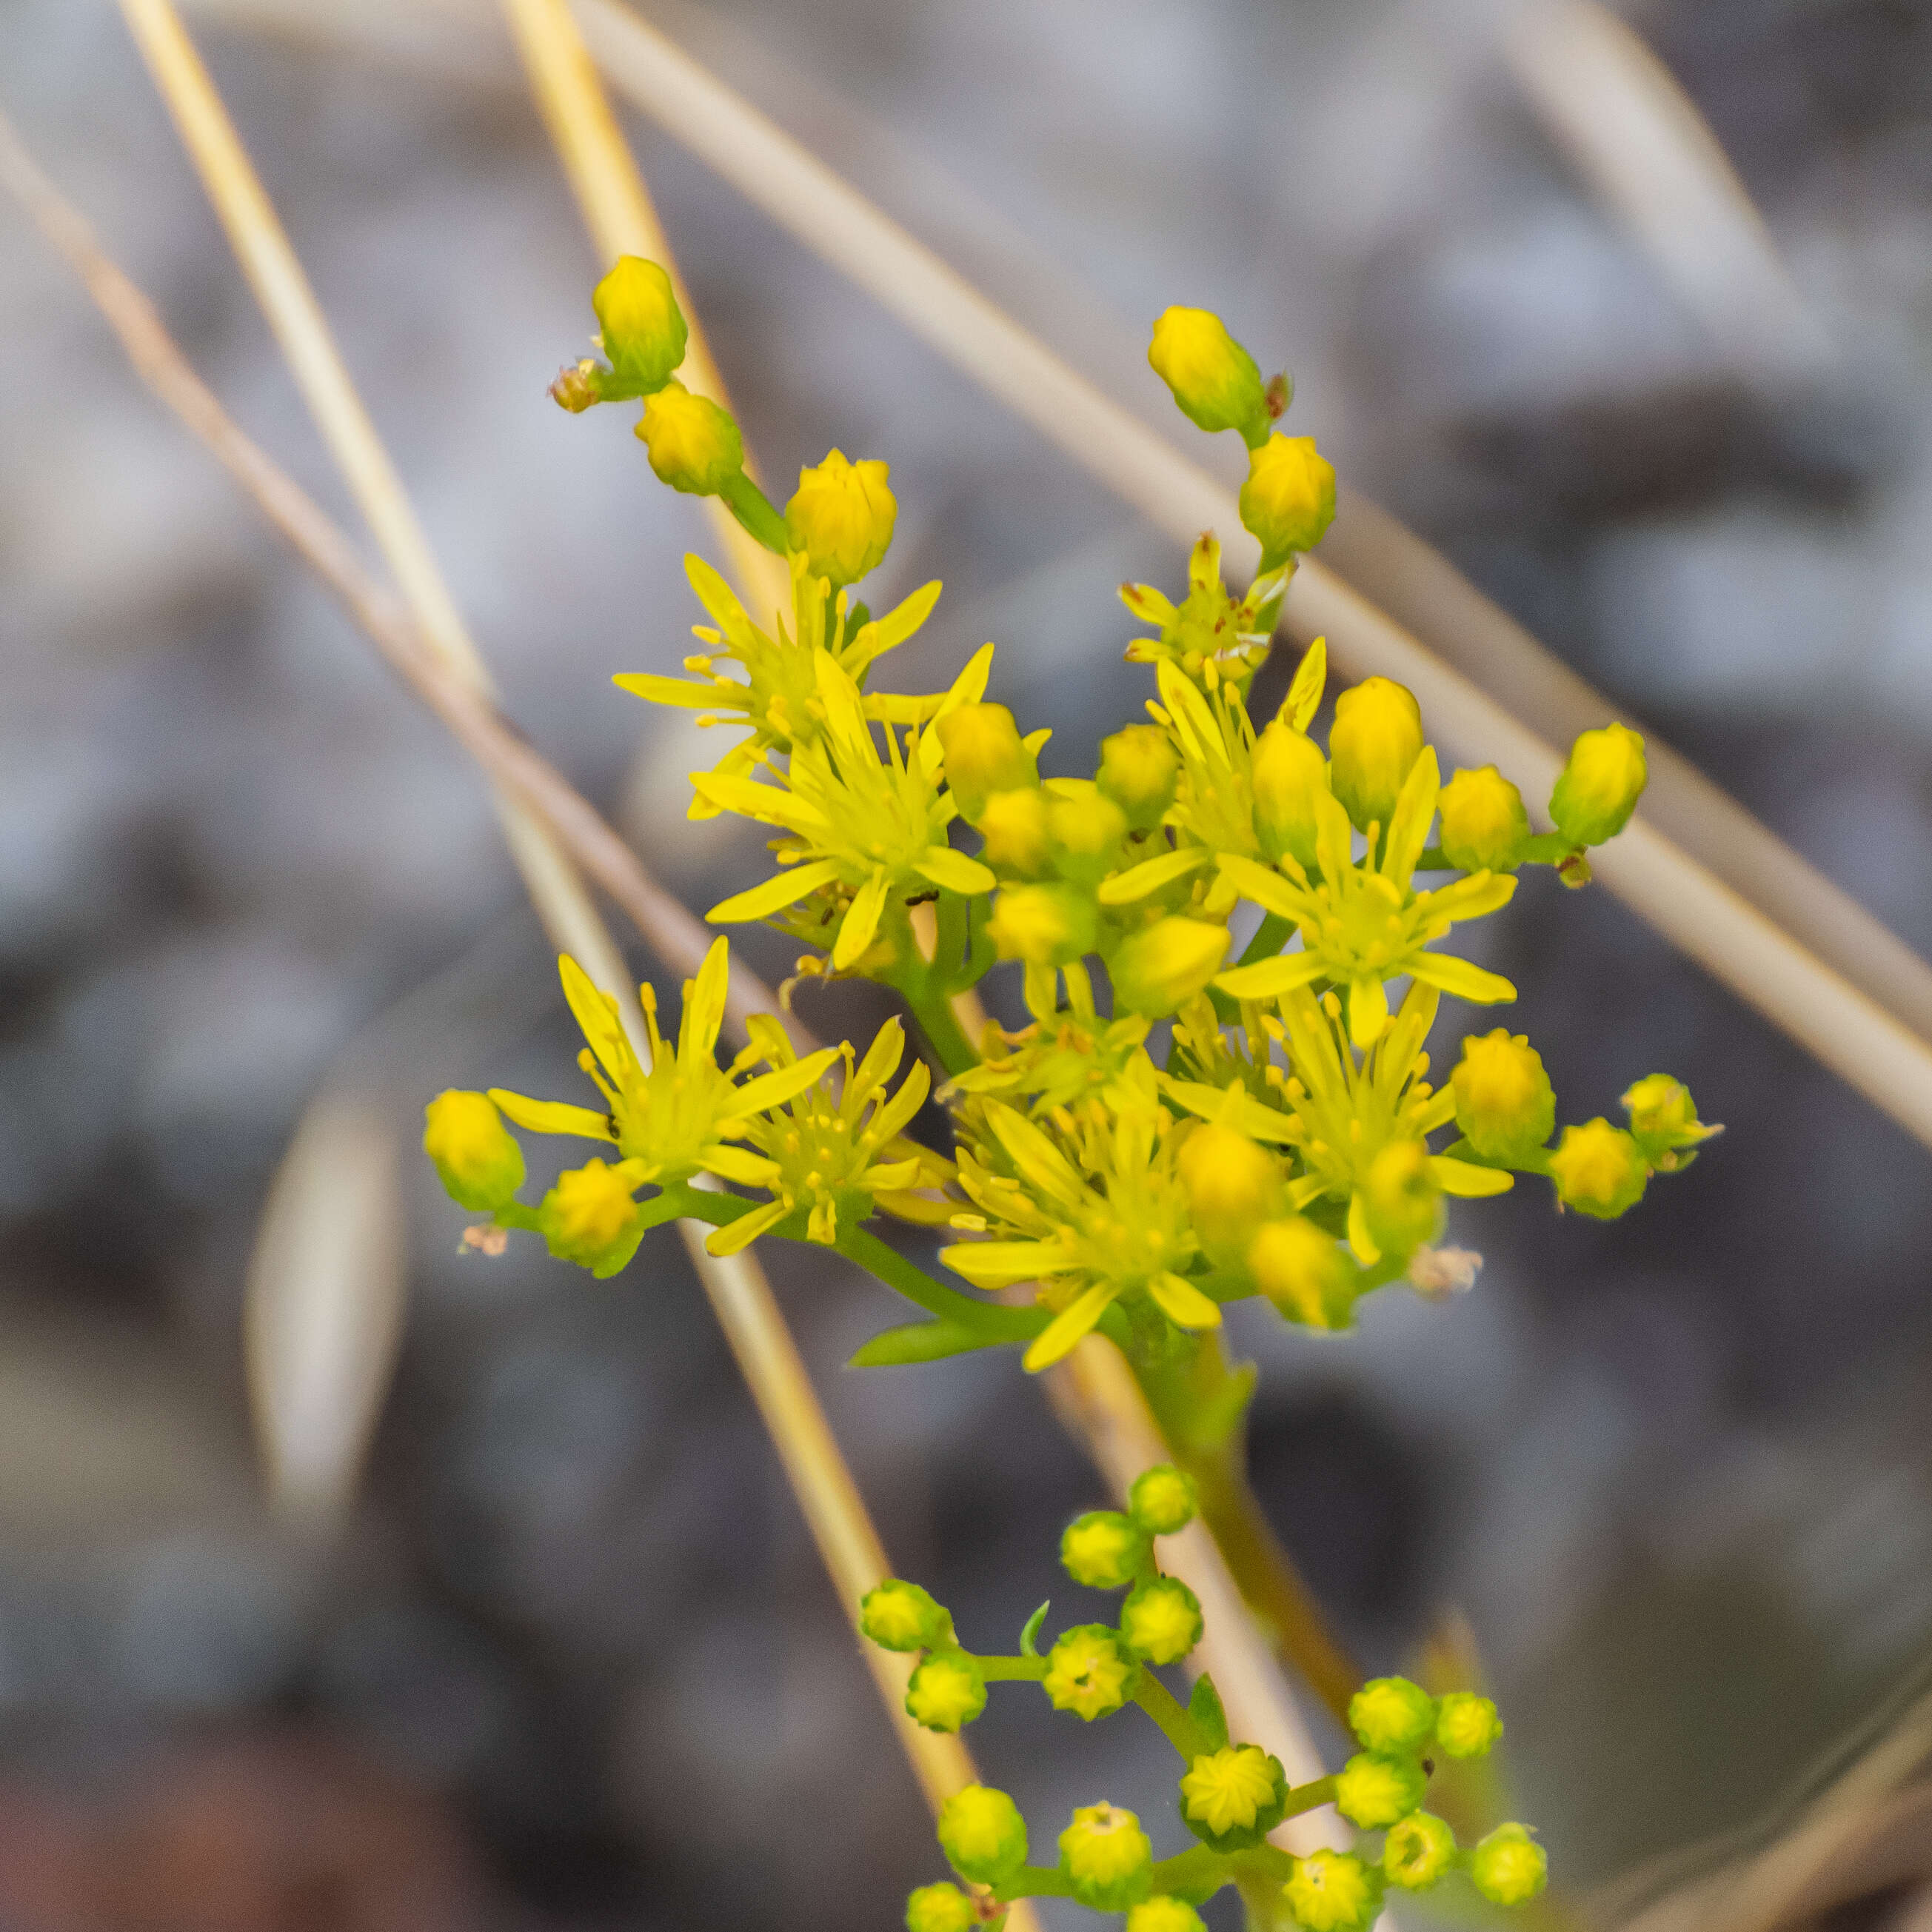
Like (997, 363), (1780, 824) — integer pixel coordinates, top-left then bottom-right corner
(424, 258), (1719, 1928)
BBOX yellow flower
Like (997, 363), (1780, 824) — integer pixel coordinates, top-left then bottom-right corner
(784, 448), (896, 586)
(935, 703), (1037, 820)
(1383, 1814), (1457, 1890)
(1335, 1751), (1426, 1829)
(1180, 1745), (1283, 1839)
(1329, 677), (1423, 835)
(905, 1650), (986, 1732)
(1097, 723), (1180, 831)
(636, 381), (742, 495)
(937, 1785), (1027, 1883)
(1042, 1625), (1138, 1720)
(1246, 1214), (1354, 1328)
(540, 1157), (645, 1270)
(1118, 1577), (1202, 1664)
(1239, 432), (1337, 560)
(1548, 1118), (1647, 1219)
(1440, 764), (1531, 872)
(1120, 533), (1289, 695)
(423, 1090), (524, 1212)
(1282, 1851), (1378, 1932)
(1452, 1030), (1555, 1164)
(1469, 1825), (1548, 1906)
(1060, 1511), (1147, 1589)
(1058, 1802), (1153, 1912)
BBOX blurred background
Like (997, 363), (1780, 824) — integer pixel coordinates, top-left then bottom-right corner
(4, 0), (1932, 1925)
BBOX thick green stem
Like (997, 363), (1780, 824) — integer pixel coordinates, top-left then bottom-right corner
(718, 467), (789, 554)
(1133, 1668), (1212, 1760)
(905, 983), (979, 1079)
(837, 1226), (1043, 1342)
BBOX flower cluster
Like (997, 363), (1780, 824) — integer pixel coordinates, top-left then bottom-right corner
(865, 1464), (1545, 1930)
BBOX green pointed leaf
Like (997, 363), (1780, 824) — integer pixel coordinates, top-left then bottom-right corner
(1189, 1673), (1230, 1752)
(1019, 1601), (1051, 1658)
(847, 1320), (1007, 1368)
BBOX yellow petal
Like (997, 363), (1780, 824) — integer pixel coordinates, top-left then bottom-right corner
(486, 1090), (615, 1141)
(832, 871), (891, 970)
(1023, 1280), (1118, 1371)
(705, 1197), (789, 1256)
(707, 858), (845, 926)
(1146, 1271), (1222, 1331)
(1431, 1156), (1514, 1197)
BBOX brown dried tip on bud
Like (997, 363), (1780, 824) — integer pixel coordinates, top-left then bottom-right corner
(549, 359), (603, 412)
(1264, 372), (1291, 419)
(461, 1224), (509, 1257)
(1407, 1245), (1480, 1298)
(1557, 852), (1594, 890)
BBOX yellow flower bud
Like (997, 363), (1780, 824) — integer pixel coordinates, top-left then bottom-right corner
(987, 883), (1097, 967)
(1043, 1625), (1138, 1720)
(1437, 1691), (1504, 1759)
(904, 1883), (976, 1932)
(1118, 1577), (1203, 1665)
(1058, 1802), (1153, 1913)
(1127, 1899), (1206, 1932)
(1383, 1814), (1457, 1891)
(1349, 1677), (1436, 1754)
(1147, 307), (1268, 441)
(1551, 722), (1646, 846)
(1282, 1850), (1378, 1932)
(1469, 1824), (1548, 1907)
(1097, 724), (1180, 832)
(1363, 1139), (1440, 1262)
(860, 1578), (950, 1652)
(1127, 1464), (1197, 1536)
(1548, 1119), (1647, 1219)
(906, 1650), (987, 1733)
(977, 787), (1052, 876)
(1107, 918), (1229, 1017)
(1239, 433), (1337, 560)
(1047, 790), (1129, 888)
(1179, 1745), (1288, 1850)
(1247, 1217), (1353, 1329)
(935, 703), (1035, 822)
(423, 1090), (524, 1212)
(1439, 765), (1531, 872)
(1178, 1123), (1282, 1260)
(1451, 1030), (1555, 1166)
(783, 448), (896, 586)
(541, 1158), (640, 1268)
(1329, 678), (1423, 835)
(636, 382), (743, 495)
(937, 1784), (1027, 1884)
(1622, 1073), (1718, 1167)
(1336, 1751), (1426, 1829)
(592, 255), (686, 393)
(1060, 1511), (1146, 1589)
(1251, 720), (1328, 869)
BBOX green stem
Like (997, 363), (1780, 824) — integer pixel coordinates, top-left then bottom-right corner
(1280, 1774), (1337, 1821)
(972, 1655), (1048, 1682)
(1134, 1670), (1212, 1760)
(991, 1866), (1077, 1903)
(837, 1226), (1045, 1342)
(718, 468), (790, 554)
(905, 983), (979, 1079)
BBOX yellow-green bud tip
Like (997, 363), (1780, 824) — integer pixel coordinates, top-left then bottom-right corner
(1107, 917), (1229, 1018)
(1551, 721), (1646, 846)
(1451, 1030), (1555, 1166)
(1046, 791), (1129, 889)
(860, 1578), (949, 1653)
(1178, 1124), (1282, 1260)
(937, 1784), (1028, 1885)
(977, 788), (1053, 878)
(1118, 1577), (1203, 1665)
(592, 255), (687, 393)
(937, 703), (1036, 821)
(1335, 1751), (1427, 1829)
(1348, 1676), (1437, 1754)
(1042, 1625), (1139, 1720)
(1440, 764), (1531, 872)
(1622, 1073), (1718, 1166)
(1328, 677), (1423, 835)
(1251, 720), (1328, 869)
(1469, 1823), (1548, 1906)
(1548, 1119), (1648, 1220)
(1060, 1511), (1146, 1589)
(1282, 1850), (1380, 1932)
(905, 1882), (976, 1932)
(905, 1650), (987, 1733)
(1148, 307), (1268, 441)
(423, 1089), (524, 1213)
(1097, 724), (1180, 831)
(1383, 1813), (1457, 1891)
(1127, 1464), (1197, 1536)
(1248, 1217), (1354, 1330)
(987, 883), (1097, 968)
(784, 448), (896, 586)
(1239, 432), (1337, 559)
(1437, 1690), (1504, 1759)
(638, 382), (743, 495)
(1058, 1802), (1154, 1912)
(540, 1158), (637, 1267)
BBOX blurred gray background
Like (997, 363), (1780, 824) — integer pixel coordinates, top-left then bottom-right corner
(3, 0), (1932, 1925)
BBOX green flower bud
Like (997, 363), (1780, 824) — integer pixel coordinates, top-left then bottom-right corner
(540, 1159), (638, 1268)
(1147, 307), (1268, 441)
(1348, 1677), (1437, 1755)
(1439, 765), (1531, 872)
(1178, 1123), (1283, 1262)
(1335, 1751), (1427, 1829)
(1127, 1899), (1207, 1932)
(1060, 1511), (1147, 1589)
(977, 788), (1052, 877)
(1239, 433), (1337, 559)
(1251, 721), (1328, 869)
(937, 704), (1037, 822)
(1281, 1850), (1379, 1932)
(906, 1651), (987, 1733)
(1127, 1465), (1197, 1537)
(592, 255), (686, 392)
(1097, 725), (1180, 832)
(1363, 1139), (1440, 1262)
(860, 1579), (951, 1653)
(905, 1882), (977, 1932)
(1043, 1625), (1139, 1720)
(1451, 1031), (1556, 1166)
(987, 883), (1097, 968)
(784, 449), (896, 586)
(1383, 1813), (1457, 1891)
(1551, 722), (1646, 846)
(1469, 1824), (1548, 1907)
(637, 382), (743, 495)
(1119, 1577), (1203, 1665)
(937, 1783), (1028, 1885)
(1437, 1690), (1504, 1759)
(423, 1090), (525, 1212)
(1058, 1802), (1153, 1912)
(1247, 1217), (1354, 1330)
(1107, 918), (1229, 1018)
(1328, 678), (1423, 835)
(1548, 1119), (1648, 1220)
(1179, 1745), (1288, 1851)
(1621, 1073), (1718, 1168)
(1047, 790), (1130, 889)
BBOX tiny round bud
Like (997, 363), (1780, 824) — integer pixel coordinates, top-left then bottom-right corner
(1469, 1824), (1548, 1907)
(1118, 1577), (1203, 1665)
(1179, 1125), (1282, 1262)
(1348, 1677), (1437, 1755)
(906, 1650), (987, 1733)
(987, 883), (1097, 968)
(1127, 1899), (1206, 1932)
(1251, 721), (1328, 869)
(1451, 1031), (1556, 1166)
(860, 1578), (950, 1653)
(1239, 434), (1337, 558)
(1335, 1751), (1427, 1829)
(977, 788), (1052, 877)
(1622, 1073), (1714, 1165)
(1047, 791), (1130, 889)
(424, 1090), (524, 1212)
(905, 1882), (976, 1932)
(1548, 1119), (1648, 1220)
(784, 449), (896, 586)
(1043, 1625), (1139, 1720)
(592, 255), (686, 392)
(1058, 1802), (1154, 1912)
(550, 358), (603, 412)
(1281, 1850), (1380, 1932)
(1060, 1511), (1147, 1590)
(638, 382), (743, 495)
(1127, 1465), (1197, 1537)
(1097, 725), (1180, 832)
(1178, 1745), (1288, 1851)
(1363, 1139), (1440, 1263)
(541, 1159), (638, 1267)
(937, 704), (1037, 823)
(1106, 918), (1229, 1019)
(1383, 1813), (1457, 1891)
(1437, 1690), (1504, 1759)
(1329, 678), (1423, 835)
(937, 1784), (1028, 1885)
(1148, 307), (1268, 441)
(1551, 722), (1646, 846)
(1439, 765), (1531, 873)
(1247, 1217), (1354, 1329)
